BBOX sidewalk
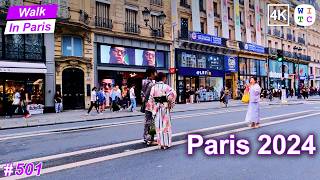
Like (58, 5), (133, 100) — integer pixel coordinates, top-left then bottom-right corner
(1, 97), (319, 130)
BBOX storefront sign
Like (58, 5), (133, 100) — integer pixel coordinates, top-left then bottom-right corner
(269, 72), (289, 79)
(240, 43), (266, 54)
(169, 68), (176, 74)
(300, 76), (307, 80)
(178, 67), (224, 77)
(189, 32), (223, 46)
(309, 75), (315, 79)
(5, 5), (57, 35)
(224, 56), (238, 72)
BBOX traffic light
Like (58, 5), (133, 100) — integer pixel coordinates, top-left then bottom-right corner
(277, 50), (284, 62)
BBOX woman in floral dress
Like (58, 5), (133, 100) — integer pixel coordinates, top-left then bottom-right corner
(147, 72), (176, 149)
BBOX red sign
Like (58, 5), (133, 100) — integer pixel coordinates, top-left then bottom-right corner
(169, 68), (176, 74)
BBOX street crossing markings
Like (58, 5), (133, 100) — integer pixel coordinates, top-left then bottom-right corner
(2, 111), (319, 180)
(0, 105), (282, 141)
(0, 110), (314, 174)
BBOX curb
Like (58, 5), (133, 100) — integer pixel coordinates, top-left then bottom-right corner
(0, 103), (247, 130)
(268, 102), (304, 106)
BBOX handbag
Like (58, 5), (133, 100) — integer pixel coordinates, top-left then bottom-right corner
(241, 92), (250, 104)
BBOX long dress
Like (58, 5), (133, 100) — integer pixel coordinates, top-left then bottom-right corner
(147, 82), (177, 147)
(245, 83), (261, 123)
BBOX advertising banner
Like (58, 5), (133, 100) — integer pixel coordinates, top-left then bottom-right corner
(255, 0), (262, 45)
(225, 56), (239, 72)
(206, 0), (215, 35)
(100, 45), (165, 68)
(234, 0), (241, 41)
(191, 0), (201, 32)
(244, 0), (252, 43)
(221, 0), (229, 38)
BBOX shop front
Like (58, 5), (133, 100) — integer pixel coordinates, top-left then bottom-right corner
(268, 60), (294, 90)
(0, 64), (47, 116)
(238, 42), (268, 92)
(175, 49), (225, 103)
(295, 63), (309, 90)
(239, 58), (268, 91)
(95, 35), (169, 105)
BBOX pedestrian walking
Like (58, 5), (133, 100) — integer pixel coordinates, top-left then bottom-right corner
(195, 88), (200, 103)
(9, 89), (21, 117)
(97, 88), (106, 114)
(54, 91), (63, 113)
(141, 67), (157, 145)
(220, 87), (230, 107)
(147, 72), (177, 149)
(245, 77), (261, 128)
(128, 84), (137, 112)
(20, 89), (31, 119)
(190, 87), (195, 104)
(185, 86), (191, 104)
(111, 85), (121, 112)
(104, 86), (111, 111)
(86, 87), (99, 115)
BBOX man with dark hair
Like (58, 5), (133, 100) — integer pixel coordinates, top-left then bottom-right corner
(141, 67), (157, 145)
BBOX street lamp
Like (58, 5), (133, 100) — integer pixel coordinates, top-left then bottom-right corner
(142, 7), (166, 57)
(293, 46), (303, 99)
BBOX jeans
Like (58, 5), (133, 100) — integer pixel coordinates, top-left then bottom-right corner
(129, 98), (136, 111)
(55, 103), (62, 113)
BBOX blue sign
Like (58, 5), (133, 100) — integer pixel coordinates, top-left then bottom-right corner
(189, 32), (223, 46)
(178, 67), (225, 77)
(224, 56), (238, 72)
(241, 43), (266, 54)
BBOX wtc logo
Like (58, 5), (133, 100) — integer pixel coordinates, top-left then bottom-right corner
(294, 4), (316, 26)
(268, 4), (289, 26)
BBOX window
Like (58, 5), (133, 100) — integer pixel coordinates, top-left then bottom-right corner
(213, 2), (218, 16)
(229, 29), (232, 39)
(275, 42), (278, 49)
(125, 9), (139, 33)
(200, 22), (205, 33)
(250, 15), (253, 26)
(151, 14), (160, 29)
(214, 26), (218, 36)
(197, 55), (206, 68)
(96, 1), (111, 28)
(268, 40), (272, 48)
(181, 18), (189, 38)
(240, 11), (244, 24)
(62, 36), (83, 57)
(199, 0), (205, 11)
(288, 45), (291, 51)
(228, 7), (231, 19)
(310, 67), (313, 75)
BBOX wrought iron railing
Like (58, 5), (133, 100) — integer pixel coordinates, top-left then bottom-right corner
(298, 37), (305, 44)
(151, 28), (164, 37)
(95, 16), (113, 29)
(180, 1), (191, 8)
(0, 43), (45, 62)
(273, 29), (281, 37)
(125, 22), (141, 34)
(150, 0), (163, 6)
(287, 34), (292, 40)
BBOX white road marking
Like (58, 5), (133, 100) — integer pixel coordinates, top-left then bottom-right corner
(3, 111), (319, 180)
(0, 110), (313, 170)
(0, 105), (282, 141)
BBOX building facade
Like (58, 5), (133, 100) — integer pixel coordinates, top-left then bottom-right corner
(92, 0), (172, 105)
(0, 0), (55, 115)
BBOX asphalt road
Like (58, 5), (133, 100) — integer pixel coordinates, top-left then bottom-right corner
(0, 101), (319, 179)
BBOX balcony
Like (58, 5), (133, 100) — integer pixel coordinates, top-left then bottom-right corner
(268, 48), (277, 55)
(287, 34), (293, 41)
(298, 37), (305, 44)
(273, 29), (281, 37)
(180, 1), (191, 8)
(150, 0), (163, 6)
(151, 28), (164, 38)
(79, 10), (89, 25)
(178, 30), (189, 40)
(283, 51), (292, 58)
(42, 0), (70, 21)
(0, 43), (45, 62)
(95, 16), (113, 29)
(125, 22), (141, 34)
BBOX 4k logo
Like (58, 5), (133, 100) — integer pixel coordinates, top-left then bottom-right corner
(268, 4), (289, 26)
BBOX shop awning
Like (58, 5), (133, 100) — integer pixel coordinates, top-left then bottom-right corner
(0, 61), (47, 73)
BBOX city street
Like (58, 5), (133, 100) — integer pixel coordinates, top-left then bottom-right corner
(0, 101), (319, 180)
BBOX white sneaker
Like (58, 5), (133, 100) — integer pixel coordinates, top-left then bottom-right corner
(98, 113), (103, 115)
(85, 113), (90, 116)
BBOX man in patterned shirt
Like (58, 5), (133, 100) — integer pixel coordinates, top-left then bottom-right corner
(141, 67), (157, 145)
